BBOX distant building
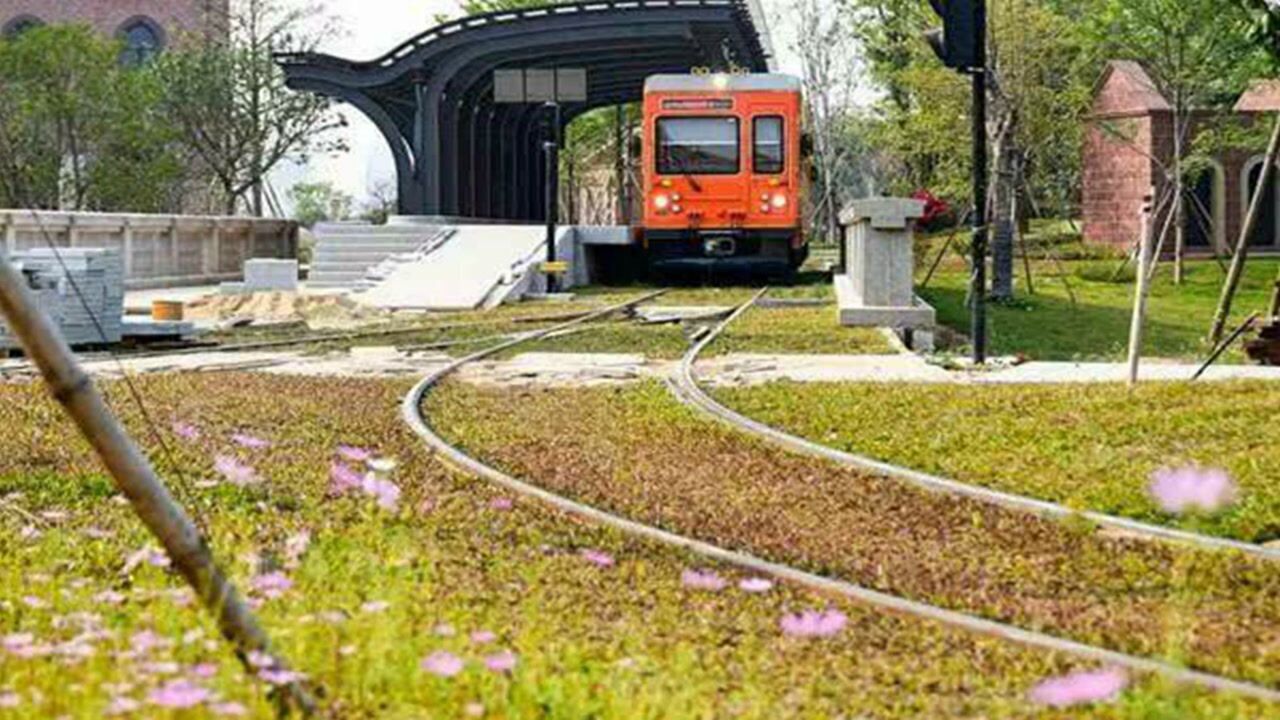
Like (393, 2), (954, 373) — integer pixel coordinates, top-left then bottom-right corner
(0, 0), (227, 62)
(1082, 61), (1279, 254)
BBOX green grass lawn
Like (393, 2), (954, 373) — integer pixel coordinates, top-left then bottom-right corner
(714, 380), (1280, 543)
(8, 373), (1246, 718)
(431, 381), (1280, 690)
(919, 258), (1279, 362)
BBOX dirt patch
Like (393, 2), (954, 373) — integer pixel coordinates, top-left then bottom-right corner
(183, 292), (389, 329)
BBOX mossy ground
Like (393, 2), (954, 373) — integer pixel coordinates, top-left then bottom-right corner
(713, 380), (1280, 544)
(428, 381), (1280, 690)
(7, 374), (1262, 717)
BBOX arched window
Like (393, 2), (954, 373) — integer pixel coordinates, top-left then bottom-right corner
(1182, 161), (1225, 251)
(117, 16), (165, 67)
(1242, 156), (1280, 248)
(2, 15), (44, 40)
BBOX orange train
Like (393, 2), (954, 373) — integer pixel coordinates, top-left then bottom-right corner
(639, 73), (807, 278)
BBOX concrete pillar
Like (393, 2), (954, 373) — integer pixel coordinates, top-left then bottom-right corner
(834, 197), (936, 339)
(210, 221), (223, 275)
(122, 218), (135, 280)
(168, 219), (180, 277)
(2, 213), (14, 257)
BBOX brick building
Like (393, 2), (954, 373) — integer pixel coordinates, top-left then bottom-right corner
(1083, 61), (1279, 254)
(0, 0), (227, 60)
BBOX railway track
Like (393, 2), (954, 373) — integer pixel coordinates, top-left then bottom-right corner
(671, 288), (1280, 563)
(401, 289), (1280, 703)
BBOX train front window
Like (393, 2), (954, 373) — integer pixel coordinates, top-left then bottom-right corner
(656, 117), (739, 175)
(753, 116), (784, 174)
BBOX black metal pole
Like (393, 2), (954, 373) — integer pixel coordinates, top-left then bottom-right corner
(969, 0), (988, 364)
(544, 101), (560, 294)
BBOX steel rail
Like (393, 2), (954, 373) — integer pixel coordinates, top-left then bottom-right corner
(671, 289), (1280, 561)
(401, 292), (1280, 703)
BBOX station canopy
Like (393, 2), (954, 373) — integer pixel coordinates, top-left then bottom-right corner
(277, 0), (773, 220)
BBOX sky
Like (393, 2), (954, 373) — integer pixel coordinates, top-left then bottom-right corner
(271, 0), (819, 214)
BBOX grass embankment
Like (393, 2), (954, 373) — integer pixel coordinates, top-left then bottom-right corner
(919, 257), (1279, 362)
(429, 381), (1280, 691)
(1, 374), (1208, 718)
(713, 380), (1280, 544)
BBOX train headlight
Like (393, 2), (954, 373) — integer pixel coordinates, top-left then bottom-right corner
(653, 194), (670, 210)
(671, 204), (683, 214)
(771, 194), (788, 209)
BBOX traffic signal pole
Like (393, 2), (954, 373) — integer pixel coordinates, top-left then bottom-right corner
(969, 0), (987, 364)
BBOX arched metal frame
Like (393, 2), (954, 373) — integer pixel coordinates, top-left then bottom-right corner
(278, 0), (769, 219)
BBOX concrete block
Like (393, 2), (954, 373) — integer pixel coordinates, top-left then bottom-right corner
(838, 197), (927, 230)
(834, 275), (936, 329)
(244, 258), (298, 291)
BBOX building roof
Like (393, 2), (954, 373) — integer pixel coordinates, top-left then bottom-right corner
(1236, 79), (1280, 113)
(644, 73), (800, 92)
(1091, 60), (1171, 117)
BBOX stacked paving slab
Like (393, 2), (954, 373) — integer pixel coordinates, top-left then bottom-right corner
(1, 248), (124, 349)
(309, 222), (445, 289)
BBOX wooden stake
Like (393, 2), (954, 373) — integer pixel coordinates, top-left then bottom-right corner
(0, 254), (315, 715)
(1127, 194), (1156, 388)
(1210, 113), (1280, 343)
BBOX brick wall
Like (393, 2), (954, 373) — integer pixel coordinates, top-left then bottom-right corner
(0, 0), (227, 43)
(1082, 113), (1157, 248)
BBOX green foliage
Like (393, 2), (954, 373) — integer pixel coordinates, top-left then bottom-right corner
(0, 25), (185, 212)
(287, 181), (353, 228)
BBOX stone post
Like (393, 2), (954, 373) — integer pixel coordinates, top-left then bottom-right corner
(834, 197), (936, 349)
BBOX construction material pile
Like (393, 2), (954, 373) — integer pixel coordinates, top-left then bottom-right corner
(1, 248), (124, 350)
(183, 291), (390, 329)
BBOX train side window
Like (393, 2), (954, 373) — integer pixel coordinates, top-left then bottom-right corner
(753, 116), (784, 174)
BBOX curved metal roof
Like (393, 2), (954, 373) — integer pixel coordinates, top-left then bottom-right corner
(278, 0), (772, 218)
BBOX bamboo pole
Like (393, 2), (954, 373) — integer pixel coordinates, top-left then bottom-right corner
(0, 255), (315, 715)
(1209, 113), (1280, 343)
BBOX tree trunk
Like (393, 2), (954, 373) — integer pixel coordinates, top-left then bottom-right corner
(990, 123), (1018, 301)
(1210, 113), (1280, 342)
(1172, 102), (1186, 285)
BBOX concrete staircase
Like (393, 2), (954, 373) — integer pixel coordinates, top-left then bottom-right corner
(309, 222), (445, 289)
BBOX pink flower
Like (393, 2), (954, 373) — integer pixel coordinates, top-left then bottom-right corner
(329, 461), (363, 495)
(122, 546), (170, 574)
(360, 600), (390, 614)
(231, 432), (270, 449)
(131, 630), (168, 654)
(0, 691), (18, 708)
(94, 590), (127, 606)
(251, 572), (293, 599)
(469, 630), (496, 644)
(246, 650), (274, 669)
(488, 497), (513, 511)
(105, 695), (139, 714)
(259, 668), (305, 686)
(337, 445), (371, 462)
(483, 650), (518, 673)
(1029, 668), (1128, 707)
(171, 421), (201, 441)
(779, 609), (848, 638)
(147, 679), (210, 708)
(433, 623), (456, 637)
(189, 662), (218, 678)
(361, 476), (402, 512)
(421, 651), (464, 677)
(1149, 466), (1238, 515)
(681, 569), (727, 591)
(284, 531), (311, 568)
(3, 633), (34, 651)
(580, 549), (615, 567)
(210, 701), (248, 716)
(213, 455), (259, 487)
(738, 577), (774, 593)
(465, 702), (485, 717)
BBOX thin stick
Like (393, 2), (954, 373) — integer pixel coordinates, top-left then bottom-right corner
(1210, 113), (1280, 343)
(1127, 198), (1156, 388)
(1192, 312), (1260, 381)
(0, 255), (315, 715)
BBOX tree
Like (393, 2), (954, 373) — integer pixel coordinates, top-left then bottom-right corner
(157, 0), (347, 216)
(0, 25), (184, 212)
(1087, 0), (1268, 284)
(787, 0), (869, 243)
(288, 181), (352, 228)
(359, 180), (398, 225)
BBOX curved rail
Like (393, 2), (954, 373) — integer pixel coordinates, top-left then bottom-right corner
(400, 291), (1280, 702)
(671, 289), (1280, 562)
